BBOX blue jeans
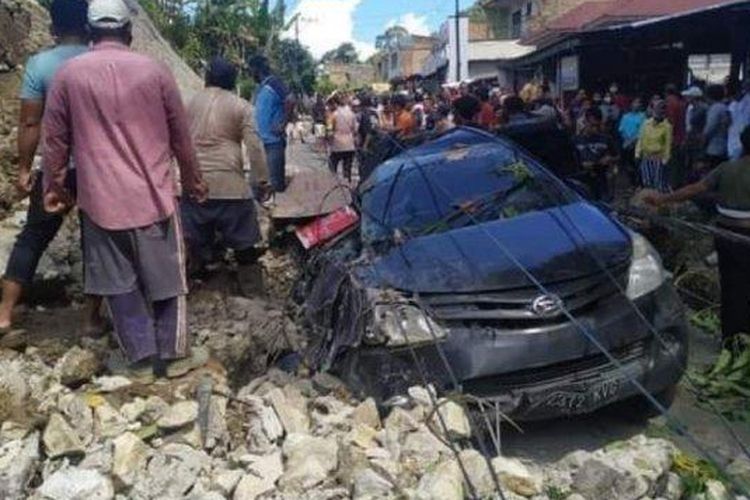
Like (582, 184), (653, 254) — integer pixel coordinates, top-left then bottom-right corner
(264, 141), (287, 192)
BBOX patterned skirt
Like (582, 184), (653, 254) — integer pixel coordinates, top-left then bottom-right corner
(639, 158), (670, 193)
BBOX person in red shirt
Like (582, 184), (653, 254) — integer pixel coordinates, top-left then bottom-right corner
(665, 84), (687, 147)
(43, 0), (207, 378)
(610, 83), (631, 114)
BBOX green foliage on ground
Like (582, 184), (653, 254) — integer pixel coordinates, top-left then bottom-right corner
(690, 308), (722, 336)
(673, 451), (723, 496)
(688, 334), (750, 422)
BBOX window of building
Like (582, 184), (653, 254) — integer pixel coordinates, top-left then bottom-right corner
(526, 2), (533, 16)
(511, 9), (522, 38)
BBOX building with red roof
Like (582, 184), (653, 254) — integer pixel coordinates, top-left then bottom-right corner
(500, 0), (750, 97)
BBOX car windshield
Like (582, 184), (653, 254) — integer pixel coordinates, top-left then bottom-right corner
(360, 135), (571, 246)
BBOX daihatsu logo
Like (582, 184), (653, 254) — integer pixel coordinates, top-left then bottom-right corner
(531, 294), (563, 317)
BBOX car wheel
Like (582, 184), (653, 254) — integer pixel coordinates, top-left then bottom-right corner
(615, 384), (678, 422)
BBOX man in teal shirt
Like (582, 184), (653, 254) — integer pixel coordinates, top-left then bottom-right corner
(0, 0), (96, 340)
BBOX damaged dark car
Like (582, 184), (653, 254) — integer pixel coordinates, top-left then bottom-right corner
(299, 127), (688, 421)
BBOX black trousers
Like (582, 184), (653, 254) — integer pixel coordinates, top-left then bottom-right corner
(4, 174), (64, 285)
(716, 225), (750, 342)
(329, 151), (355, 181)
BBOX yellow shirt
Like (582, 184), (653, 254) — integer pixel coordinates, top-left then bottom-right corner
(636, 118), (673, 163)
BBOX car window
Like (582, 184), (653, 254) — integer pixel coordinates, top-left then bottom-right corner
(360, 140), (570, 245)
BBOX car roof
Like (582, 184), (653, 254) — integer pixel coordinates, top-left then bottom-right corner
(361, 127), (538, 189)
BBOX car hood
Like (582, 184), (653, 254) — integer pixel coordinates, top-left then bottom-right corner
(354, 201), (631, 294)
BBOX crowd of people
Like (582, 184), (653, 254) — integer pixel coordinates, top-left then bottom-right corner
(308, 79), (750, 204)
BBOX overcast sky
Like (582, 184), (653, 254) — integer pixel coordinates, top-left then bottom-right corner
(284, 0), (474, 59)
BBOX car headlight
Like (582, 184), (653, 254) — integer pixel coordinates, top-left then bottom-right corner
(371, 302), (447, 347)
(626, 232), (666, 300)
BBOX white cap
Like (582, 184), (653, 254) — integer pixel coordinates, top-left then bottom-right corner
(88, 0), (131, 29)
(681, 86), (703, 98)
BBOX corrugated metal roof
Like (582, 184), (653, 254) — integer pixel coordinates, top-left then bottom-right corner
(522, 0), (746, 46)
(468, 39), (537, 61)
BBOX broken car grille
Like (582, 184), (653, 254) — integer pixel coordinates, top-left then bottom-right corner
(418, 267), (628, 328)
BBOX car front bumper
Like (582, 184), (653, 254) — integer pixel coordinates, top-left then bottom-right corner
(334, 283), (688, 421)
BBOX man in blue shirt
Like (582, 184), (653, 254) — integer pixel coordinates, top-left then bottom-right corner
(0, 0), (101, 341)
(618, 98), (646, 186)
(248, 55), (290, 193)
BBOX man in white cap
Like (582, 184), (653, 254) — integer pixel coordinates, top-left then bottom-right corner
(682, 86), (707, 174)
(42, 0), (207, 378)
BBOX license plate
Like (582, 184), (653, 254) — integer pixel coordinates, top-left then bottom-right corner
(537, 378), (622, 412)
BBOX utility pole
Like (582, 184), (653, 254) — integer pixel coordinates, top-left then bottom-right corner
(455, 0), (461, 82)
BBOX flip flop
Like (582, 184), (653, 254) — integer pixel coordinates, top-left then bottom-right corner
(105, 351), (155, 385)
(166, 346), (210, 379)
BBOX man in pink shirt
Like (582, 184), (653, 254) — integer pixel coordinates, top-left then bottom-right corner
(42, 0), (207, 378)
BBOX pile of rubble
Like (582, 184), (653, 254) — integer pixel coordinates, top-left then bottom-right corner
(0, 330), (743, 500)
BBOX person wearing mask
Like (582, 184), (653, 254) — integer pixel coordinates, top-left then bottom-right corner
(248, 55), (290, 193)
(618, 98), (646, 186)
(182, 57), (269, 294)
(703, 84), (731, 169)
(0, 0), (104, 344)
(574, 107), (619, 200)
(42, 0), (207, 378)
(636, 100), (673, 192)
(328, 94), (358, 183)
(728, 81), (750, 161)
(645, 126), (750, 342)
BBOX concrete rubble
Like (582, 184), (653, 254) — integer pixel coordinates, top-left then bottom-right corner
(0, 326), (705, 500)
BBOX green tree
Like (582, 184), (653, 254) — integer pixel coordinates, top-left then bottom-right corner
(139, 0), (317, 93)
(321, 42), (359, 64)
(269, 38), (317, 94)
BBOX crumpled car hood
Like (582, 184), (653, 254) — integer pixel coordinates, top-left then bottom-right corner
(354, 202), (631, 293)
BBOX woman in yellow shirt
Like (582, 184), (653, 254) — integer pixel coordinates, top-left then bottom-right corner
(636, 100), (673, 192)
